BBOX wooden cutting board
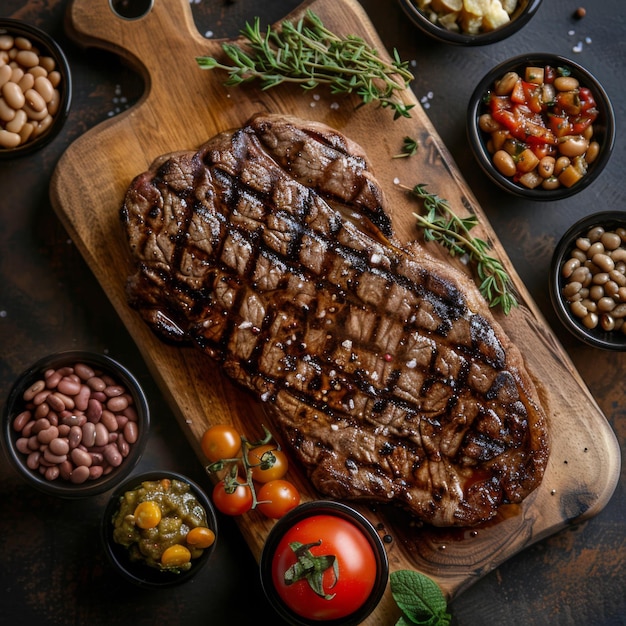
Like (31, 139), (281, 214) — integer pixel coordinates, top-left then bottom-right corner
(50, 0), (620, 621)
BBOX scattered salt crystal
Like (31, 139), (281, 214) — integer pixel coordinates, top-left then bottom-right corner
(239, 321), (253, 329)
(330, 102), (340, 110)
(260, 392), (270, 402)
(205, 30), (214, 38)
(371, 252), (382, 264)
(393, 177), (401, 185)
(406, 358), (416, 369)
(573, 41), (583, 53)
(331, 424), (339, 431)
(342, 339), (353, 350)
(0, 310), (7, 318)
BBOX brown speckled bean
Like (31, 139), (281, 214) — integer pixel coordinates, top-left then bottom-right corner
(27, 451), (41, 470)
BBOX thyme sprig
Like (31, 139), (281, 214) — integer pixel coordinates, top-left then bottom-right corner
(393, 136), (419, 158)
(405, 183), (518, 314)
(196, 9), (415, 120)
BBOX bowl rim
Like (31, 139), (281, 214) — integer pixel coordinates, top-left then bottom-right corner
(259, 500), (389, 626)
(398, 0), (543, 46)
(550, 211), (626, 350)
(1, 350), (150, 497)
(101, 470), (218, 588)
(0, 18), (73, 158)
(467, 52), (616, 200)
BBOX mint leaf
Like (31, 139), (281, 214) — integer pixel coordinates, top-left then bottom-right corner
(390, 570), (451, 626)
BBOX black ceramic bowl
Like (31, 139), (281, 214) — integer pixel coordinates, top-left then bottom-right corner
(467, 53), (615, 200)
(550, 212), (626, 351)
(260, 500), (389, 626)
(0, 18), (72, 158)
(1, 351), (149, 497)
(102, 471), (218, 588)
(398, 0), (542, 46)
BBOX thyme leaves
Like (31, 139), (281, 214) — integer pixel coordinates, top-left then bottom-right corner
(196, 10), (414, 120)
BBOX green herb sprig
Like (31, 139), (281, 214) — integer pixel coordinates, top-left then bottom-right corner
(393, 136), (419, 158)
(196, 10), (414, 120)
(391, 570), (451, 626)
(405, 183), (518, 314)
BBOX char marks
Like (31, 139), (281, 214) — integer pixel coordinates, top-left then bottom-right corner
(121, 113), (549, 527)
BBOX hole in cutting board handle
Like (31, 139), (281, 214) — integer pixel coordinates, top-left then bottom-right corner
(109, 0), (154, 20)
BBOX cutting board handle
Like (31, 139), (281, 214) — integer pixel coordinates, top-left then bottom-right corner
(65, 0), (217, 82)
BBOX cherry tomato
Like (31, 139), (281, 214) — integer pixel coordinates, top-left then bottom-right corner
(247, 444), (289, 483)
(271, 514), (377, 621)
(212, 479), (252, 516)
(256, 480), (300, 519)
(201, 424), (241, 462)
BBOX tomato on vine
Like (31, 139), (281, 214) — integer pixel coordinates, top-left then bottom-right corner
(256, 479), (300, 519)
(212, 478), (253, 516)
(201, 424), (241, 462)
(247, 444), (289, 483)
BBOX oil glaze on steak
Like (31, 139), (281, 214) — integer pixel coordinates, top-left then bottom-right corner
(120, 113), (549, 527)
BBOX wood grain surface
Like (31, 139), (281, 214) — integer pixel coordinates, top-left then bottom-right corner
(49, 0), (620, 621)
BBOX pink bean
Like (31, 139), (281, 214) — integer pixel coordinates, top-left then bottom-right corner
(48, 437), (69, 456)
(23, 379), (45, 402)
(74, 363), (95, 380)
(68, 425), (82, 449)
(58, 376), (81, 396)
(37, 425), (59, 445)
(81, 422), (96, 447)
(13, 409), (32, 432)
(86, 398), (103, 423)
(86, 376), (106, 392)
(70, 465), (90, 484)
(70, 447), (93, 467)
(103, 443), (122, 467)
(101, 410), (119, 433)
(124, 421), (138, 444)
(74, 385), (91, 411)
(107, 396), (128, 412)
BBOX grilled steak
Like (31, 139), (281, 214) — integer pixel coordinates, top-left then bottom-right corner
(120, 113), (549, 527)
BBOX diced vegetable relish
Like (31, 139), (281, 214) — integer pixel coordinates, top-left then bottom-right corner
(479, 64), (601, 191)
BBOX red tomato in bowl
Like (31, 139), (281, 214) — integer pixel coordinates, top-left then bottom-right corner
(271, 514), (377, 621)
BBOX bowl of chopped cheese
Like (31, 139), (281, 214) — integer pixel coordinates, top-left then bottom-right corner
(398, 0), (542, 45)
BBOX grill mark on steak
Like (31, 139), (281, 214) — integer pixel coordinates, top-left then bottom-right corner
(121, 113), (549, 527)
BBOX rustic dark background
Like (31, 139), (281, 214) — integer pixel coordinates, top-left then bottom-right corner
(1, 1), (625, 624)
